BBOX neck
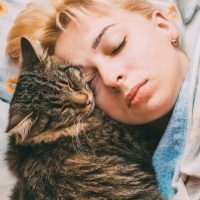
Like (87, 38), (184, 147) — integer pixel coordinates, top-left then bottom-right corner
(149, 110), (173, 134)
(179, 49), (190, 76)
(149, 51), (189, 135)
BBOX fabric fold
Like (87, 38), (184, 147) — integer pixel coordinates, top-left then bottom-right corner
(153, 23), (200, 200)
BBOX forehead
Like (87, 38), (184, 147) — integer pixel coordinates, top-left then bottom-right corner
(55, 11), (120, 58)
(55, 10), (149, 64)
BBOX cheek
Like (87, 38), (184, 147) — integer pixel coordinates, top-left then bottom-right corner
(95, 90), (112, 111)
(95, 86), (118, 115)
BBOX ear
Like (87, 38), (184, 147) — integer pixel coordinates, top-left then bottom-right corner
(21, 37), (41, 70)
(6, 112), (38, 143)
(151, 10), (179, 40)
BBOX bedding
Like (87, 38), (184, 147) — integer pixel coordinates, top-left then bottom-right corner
(152, 1), (200, 199)
(0, 1), (29, 199)
(0, 101), (16, 200)
(0, 0), (28, 103)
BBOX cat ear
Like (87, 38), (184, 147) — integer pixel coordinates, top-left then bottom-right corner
(6, 112), (38, 143)
(21, 37), (41, 70)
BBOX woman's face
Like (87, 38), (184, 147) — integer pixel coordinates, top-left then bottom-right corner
(55, 9), (189, 125)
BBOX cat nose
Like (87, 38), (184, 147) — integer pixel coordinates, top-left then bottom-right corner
(72, 92), (93, 107)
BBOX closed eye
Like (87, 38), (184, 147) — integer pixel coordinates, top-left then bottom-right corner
(111, 36), (127, 56)
(79, 66), (97, 83)
(86, 74), (97, 95)
(87, 74), (96, 86)
(68, 79), (76, 91)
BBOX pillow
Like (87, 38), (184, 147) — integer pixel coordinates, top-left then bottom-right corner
(177, 0), (200, 24)
(0, 0), (29, 103)
(176, 0), (200, 58)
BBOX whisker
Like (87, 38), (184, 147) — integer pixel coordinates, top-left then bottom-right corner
(71, 135), (77, 153)
(70, 115), (82, 156)
(79, 115), (90, 143)
(75, 133), (85, 157)
(75, 118), (86, 157)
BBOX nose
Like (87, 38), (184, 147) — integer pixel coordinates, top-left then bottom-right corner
(98, 66), (125, 91)
(72, 92), (93, 107)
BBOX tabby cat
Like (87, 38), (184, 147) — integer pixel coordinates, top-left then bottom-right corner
(6, 38), (163, 200)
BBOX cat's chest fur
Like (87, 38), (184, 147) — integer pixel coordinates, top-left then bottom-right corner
(7, 109), (163, 200)
(9, 109), (149, 164)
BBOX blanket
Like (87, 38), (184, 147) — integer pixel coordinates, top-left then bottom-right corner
(0, 101), (16, 200)
(173, 23), (200, 200)
(152, 0), (200, 199)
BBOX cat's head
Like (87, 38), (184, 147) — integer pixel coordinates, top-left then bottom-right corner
(7, 37), (94, 143)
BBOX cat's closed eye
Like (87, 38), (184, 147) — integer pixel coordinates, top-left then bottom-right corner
(77, 66), (98, 91)
(68, 79), (76, 91)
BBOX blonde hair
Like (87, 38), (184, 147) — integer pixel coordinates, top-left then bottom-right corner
(6, 0), (156, 64)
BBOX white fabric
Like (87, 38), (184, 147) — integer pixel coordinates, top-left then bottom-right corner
(173, 26), (200, 200)
(0, 101), (16, 200)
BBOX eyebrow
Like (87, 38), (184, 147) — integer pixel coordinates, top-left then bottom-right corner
(92, 23), (117, 49)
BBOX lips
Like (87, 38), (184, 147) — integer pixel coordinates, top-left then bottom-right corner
(126, 80), (148, 107)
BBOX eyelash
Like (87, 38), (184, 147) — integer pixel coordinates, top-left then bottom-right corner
(111, 36), (127, 56)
